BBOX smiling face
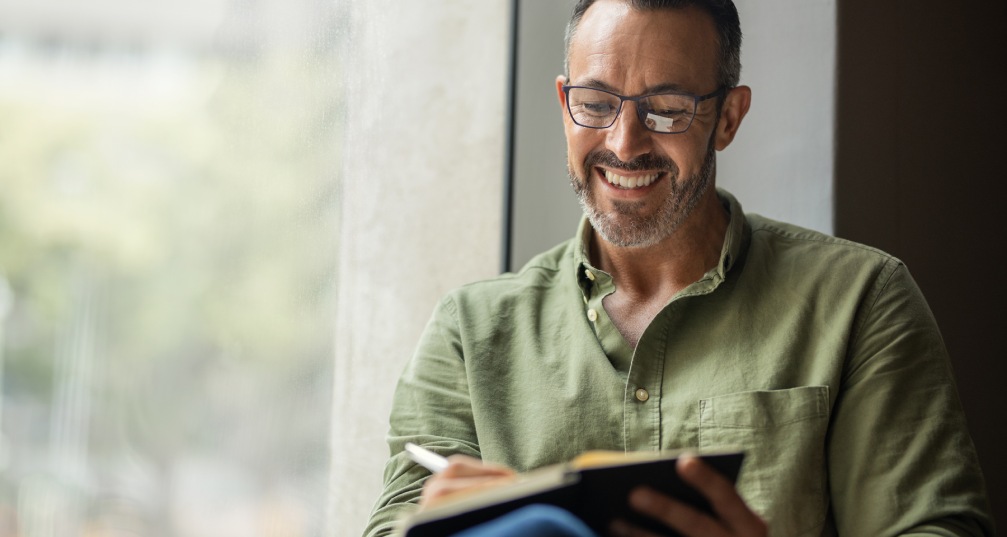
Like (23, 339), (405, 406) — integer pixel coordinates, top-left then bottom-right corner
(558, 1), (727, 248)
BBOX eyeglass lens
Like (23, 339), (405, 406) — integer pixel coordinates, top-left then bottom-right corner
(566, 87), (697, 134)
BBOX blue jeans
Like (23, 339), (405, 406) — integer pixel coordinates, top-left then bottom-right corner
(451, 505), (600, 537)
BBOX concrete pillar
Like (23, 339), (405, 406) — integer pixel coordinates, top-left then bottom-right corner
(327, 2), (509, 536)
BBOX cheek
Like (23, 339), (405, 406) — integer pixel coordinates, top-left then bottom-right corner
(657, 136), (708, 175)
(565, 127), (604, 166)
(564, 131), (591, 172)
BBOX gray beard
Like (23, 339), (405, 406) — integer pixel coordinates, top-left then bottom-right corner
(570, 143), (717, 248)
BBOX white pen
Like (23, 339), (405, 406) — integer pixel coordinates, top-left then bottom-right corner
(404, 442), (450, 474)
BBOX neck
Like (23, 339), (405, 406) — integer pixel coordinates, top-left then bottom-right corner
(590, 189), (729, 300)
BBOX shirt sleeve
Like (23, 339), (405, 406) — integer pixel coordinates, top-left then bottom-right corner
(827, 259), (994, 536)
(362, 295), (482, 537)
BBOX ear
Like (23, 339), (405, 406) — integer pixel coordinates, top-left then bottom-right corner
(714, 85), (751, 150)
(556, 75), (569, 116)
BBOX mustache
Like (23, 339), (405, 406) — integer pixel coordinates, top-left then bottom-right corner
(583, 150), (679, 174)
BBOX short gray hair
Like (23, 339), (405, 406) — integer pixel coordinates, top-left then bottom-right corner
(564, 0), (743, 89)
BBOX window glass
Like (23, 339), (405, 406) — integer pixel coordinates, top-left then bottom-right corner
(0, 0), (340, 535)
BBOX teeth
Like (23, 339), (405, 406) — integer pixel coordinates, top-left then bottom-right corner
(604, 170), (659, 189)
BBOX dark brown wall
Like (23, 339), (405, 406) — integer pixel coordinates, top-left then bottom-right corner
(836, 0), (1007, 526)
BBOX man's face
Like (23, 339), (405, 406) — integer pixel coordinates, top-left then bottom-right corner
(558, 1), (724, 248)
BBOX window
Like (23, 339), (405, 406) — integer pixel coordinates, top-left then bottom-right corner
(0, 0), (340, 534)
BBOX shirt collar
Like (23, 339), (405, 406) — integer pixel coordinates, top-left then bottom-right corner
(572, 188), (747, 294)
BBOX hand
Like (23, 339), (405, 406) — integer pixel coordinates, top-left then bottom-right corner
(611, 454), (767, 537)
(419, 455), (517, 509)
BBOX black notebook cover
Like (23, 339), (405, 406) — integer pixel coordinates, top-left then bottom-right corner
(401, 450), (744, 537)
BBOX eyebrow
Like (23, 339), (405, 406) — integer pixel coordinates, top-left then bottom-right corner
(574, 78), (692, 96)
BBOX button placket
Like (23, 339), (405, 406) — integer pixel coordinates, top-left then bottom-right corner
(623, 309), (668, 451)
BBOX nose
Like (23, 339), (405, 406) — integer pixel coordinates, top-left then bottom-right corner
(607, 101), (654, 163)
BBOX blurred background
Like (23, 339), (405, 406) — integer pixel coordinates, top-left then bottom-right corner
(0, 0), (341, 535)
(1, 0), (1004, 536)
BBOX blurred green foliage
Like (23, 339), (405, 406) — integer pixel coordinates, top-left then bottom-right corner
(0, 49), (340, 534)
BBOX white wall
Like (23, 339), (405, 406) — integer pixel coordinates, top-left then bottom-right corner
(719, 0), (835, 234)
(328, 2), (509, 536)
(510, 0), (837, 270)
(509, 0), (581, 270)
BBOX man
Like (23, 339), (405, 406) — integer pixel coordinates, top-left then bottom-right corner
(364, 0), (993, 535)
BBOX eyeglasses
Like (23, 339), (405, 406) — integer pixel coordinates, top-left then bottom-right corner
(562, 85), (726, 134)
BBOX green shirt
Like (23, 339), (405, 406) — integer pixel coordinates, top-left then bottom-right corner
(364, 190), (992, 537)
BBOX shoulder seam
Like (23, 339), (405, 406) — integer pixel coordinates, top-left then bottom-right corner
(453, 264), (563, 292)
(847, 257), (905, 371)
(749, 225), (896, 261)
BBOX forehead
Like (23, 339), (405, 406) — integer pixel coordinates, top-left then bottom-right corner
(568, 0), (719, 93)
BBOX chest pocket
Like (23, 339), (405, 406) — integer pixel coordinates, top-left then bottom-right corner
(699, 386), (830, 537)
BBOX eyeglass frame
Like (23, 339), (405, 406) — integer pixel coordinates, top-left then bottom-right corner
(561, 84), (727, 134)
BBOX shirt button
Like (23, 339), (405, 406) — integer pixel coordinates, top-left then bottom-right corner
(587, 308), (598, 322)
(635, 388), (650, 402)
(584, 269), (596, 281)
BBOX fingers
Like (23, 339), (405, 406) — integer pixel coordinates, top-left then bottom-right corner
(440, 455), (515, 478)
(616, 455), (767, 537)
(419, 455), (517, 508)
(420, 474), (517, 507)
(624, 487), (726, 537)
(676, 455), (766, 535)
(609, 517), (664, 537)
